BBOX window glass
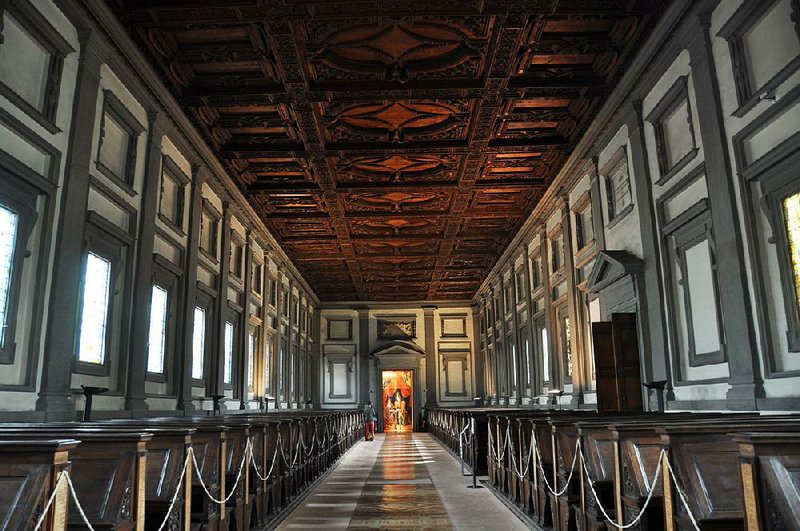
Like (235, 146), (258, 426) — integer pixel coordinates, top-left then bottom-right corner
(784, 192), (800, 316)
(224, 321), (234, 384)
(248, 331), (255, 390)
(192, 306), (205, 379)
(0, 205), (19, 346)
(541, 327), (550, 383)
(78, 253), (112, 364)
(147, 285), (168, 374)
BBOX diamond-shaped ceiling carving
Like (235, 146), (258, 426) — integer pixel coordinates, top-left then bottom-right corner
(114, 0), (667, 301)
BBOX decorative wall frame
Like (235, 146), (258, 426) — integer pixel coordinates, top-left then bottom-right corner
(601, 146), (633, 226)
(157, 154), (189, 235)
(95, 90), (145, 196)
(377, 316), (417, 340)
(718, 0), (800, 117)
(440, 314), (467, 338)
(646, 76), (698, 186)
(326, 318), (353, 341)
(0, 0), (73, 134)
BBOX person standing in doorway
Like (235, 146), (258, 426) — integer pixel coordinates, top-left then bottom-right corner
(363, 401), (376, 441)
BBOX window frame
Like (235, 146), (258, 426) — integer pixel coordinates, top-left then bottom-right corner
(192, 288), (215, 385)
(0, 0), (73, 133)
(74, 213), (133, 376)
(157, 155), (189, 235)
(0, 181), (37, 364)
(95, 90), (145, 196)
(145, 256), (182, 384)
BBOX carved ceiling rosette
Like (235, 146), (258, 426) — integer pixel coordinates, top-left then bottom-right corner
(324, 100), (469, 143)
(118, 0), (665, 300)
(349, 217), (442, 237)
(303, 16), (491, 83)
(343, 190), (452, 213)
(355, 239), (438, 256)
(337, 154), (459, 184)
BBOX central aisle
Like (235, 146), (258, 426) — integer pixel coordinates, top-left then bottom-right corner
(276, 433), (527, 530)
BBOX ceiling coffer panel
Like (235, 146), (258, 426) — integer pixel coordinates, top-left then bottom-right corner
(113, 0), (667, 301)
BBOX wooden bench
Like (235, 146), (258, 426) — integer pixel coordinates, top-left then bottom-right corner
(0, 439), (78, 531)
(658, 418), (800, 530)
(0, 427), (150, 530)
(734, 431), (800, 531)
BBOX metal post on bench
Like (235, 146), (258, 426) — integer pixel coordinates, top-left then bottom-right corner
(81, 385), (108, 421)
(642, 380), (668, 412)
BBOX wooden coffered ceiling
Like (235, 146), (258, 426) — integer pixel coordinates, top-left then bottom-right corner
(112, 0), (666, 301)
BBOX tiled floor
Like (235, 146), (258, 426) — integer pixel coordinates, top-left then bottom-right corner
(276, 433), (527, 530)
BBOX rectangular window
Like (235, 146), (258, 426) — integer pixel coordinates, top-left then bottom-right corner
(224, 321), (234, 384)
(264, 336), (271, 391)
(248, 331), (256, 391)
(784, 192), (800, 318)
(541, 327), (550, 384)
(147, 285), (168, 374)
(78, 253), (112, 365)
(0, 205), (19, 346)
(511, 343), (518, 390)
(576, 207), (594, 250)
(192, 306), (205, 380)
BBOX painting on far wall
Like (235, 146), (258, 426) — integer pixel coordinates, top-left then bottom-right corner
(377, 317), (416, 340)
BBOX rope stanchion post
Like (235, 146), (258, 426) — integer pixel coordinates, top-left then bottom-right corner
(662, 450), (676, 531)
(467, 417), (483, 490)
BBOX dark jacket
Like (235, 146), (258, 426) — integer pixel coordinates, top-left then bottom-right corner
(363, 404), (376, 422)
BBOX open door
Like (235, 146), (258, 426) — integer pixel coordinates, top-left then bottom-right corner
(592, 313), (643, 412)
(381, 370), (413, 433)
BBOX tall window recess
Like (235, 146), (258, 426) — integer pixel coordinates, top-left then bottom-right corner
(768, 178), (800, 352)
(77, 253), (113, 366)
(247, 330), (256, 393)
(0, 205), (19, 350)
(0, 186), (36, 364)
(263, 334), (271, 394)
(192, 306), (206, 380)
(146, 285), (168, 374)
(224, 321), (234, 385)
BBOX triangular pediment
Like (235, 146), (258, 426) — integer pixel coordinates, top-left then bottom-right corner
(586, 250), (644, 293)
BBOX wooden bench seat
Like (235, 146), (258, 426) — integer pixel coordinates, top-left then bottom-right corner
(0, 439), (78, 531)
(0, 428), (150, 530)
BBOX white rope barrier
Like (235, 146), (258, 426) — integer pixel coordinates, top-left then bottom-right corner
(191, 440), (250, 505)
(33, 471), (68, 531)
(251, 439), (281, 483)
(64, 472), (98, 531)
(531, 433), (580, 497)
(665, 456), (701, 531)
(31, 415), (361, 530)
(580, 448), (664, 530)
